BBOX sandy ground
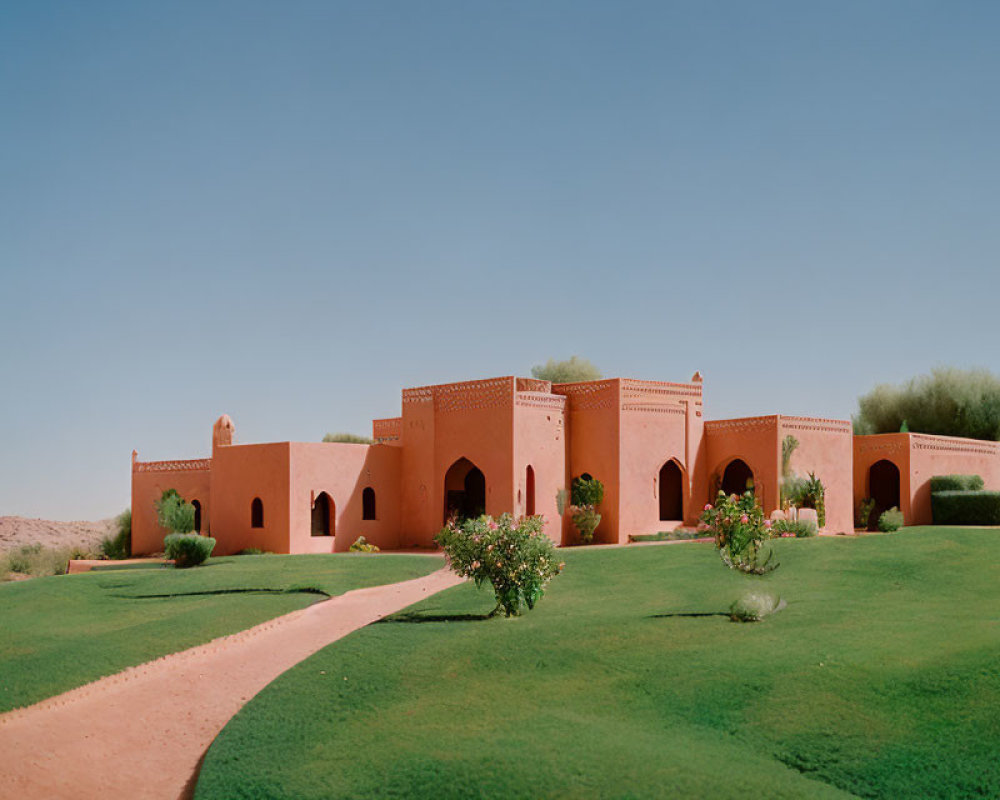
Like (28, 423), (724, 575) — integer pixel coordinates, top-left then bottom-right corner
(0, 565), (461, 800)
(0, 516), (115, 553)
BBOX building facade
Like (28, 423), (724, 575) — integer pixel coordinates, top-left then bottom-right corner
(130, 374), (1000, 555)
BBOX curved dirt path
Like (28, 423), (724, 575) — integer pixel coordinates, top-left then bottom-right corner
(0, 567), (463, 800)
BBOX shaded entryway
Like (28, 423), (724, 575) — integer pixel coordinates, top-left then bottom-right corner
(658, 460), (683, 521)
(444, 458), (487, 523)
(311, 492), (334, 537)
(251, 498), (264, 529)
(721, 459), (755, 497)
(868, 459), (901, 529)
(191, 500), (202, 533)
(362, 487), (376, 520)
(525, 465), (536, 516)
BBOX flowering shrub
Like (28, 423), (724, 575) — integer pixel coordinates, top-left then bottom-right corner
(349, 536), (379, 553)
(701, 491), (779, 575)
(435, 514), (564, 617)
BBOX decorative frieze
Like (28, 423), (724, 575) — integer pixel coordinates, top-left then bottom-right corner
(780, 416), (852, 435)
(705, 416), (778, 433)
(911, 434), (998, 457)
(134, 458), (211, 473)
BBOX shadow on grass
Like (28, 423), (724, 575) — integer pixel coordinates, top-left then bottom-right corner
(649, 612), (729, 619)
(111, 587), (330, 600)
(377, 609), (496, 624)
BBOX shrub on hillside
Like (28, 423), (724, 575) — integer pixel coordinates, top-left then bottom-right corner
(930, 474), (985, 493)
(349, 536), (380, 553)
(701, 491), (778, 574)
(530, 356), (602, 383)
(164, 533), (216, 568)
(155, 489), (196, 534)
(1, 543), (94, 579)
(853, 367), (1000, 440)
(931, 490), (1000, 525)
(100, 508), (132, 560)
(878, 507), (905, 532)
(435, 514), (563, 617)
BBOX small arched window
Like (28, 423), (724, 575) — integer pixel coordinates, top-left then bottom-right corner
(362, 487), (377, 520)
(191, 499), (202, 533)
(251, 497), (264, 528)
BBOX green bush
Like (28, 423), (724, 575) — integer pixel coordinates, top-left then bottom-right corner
(931, 490), (1000, 525)
(155, 489), (196, 534)
(730, 591), (781, 622)
(856, 497), (876, 529)
(854, 367), (1000, 440)
(878, 507), (905, 532)
(930, 474), (985, 493)
(100, 508), (132, 559)
(235, 548), (269, 556)
(571, 476), (604, 507)
(349, 536), (380, 553)
(164, 533), (216, 568)
(530, 356), (602, 383)
(771, 519), (817, 538)
(435, 514), (563, 617)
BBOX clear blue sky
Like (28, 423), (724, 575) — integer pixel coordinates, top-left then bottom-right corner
(2, 1), (998, 520)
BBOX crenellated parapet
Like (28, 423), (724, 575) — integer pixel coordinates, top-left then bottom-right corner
(133, 458), (211, 473)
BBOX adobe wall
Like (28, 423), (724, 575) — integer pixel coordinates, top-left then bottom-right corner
(554, 380), (621, 544)
(618, 379), (704, 538)
(400, 378), (516, 547)
(907, 434), (1000, 525)
(512, 387), (568, 545)
(210, 443), (291, 555)
(288, 442), (402, 553)
(130, 457), (211, 555)
(777, 416), (854, 533)
(704, 417), (781, 516)
(853, 434), (912, 526)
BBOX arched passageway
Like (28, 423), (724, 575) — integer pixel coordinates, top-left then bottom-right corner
(311, 492), (334, 537)
(658, 460), (683, 521)
(721, 459), (755, 498)
(868, 459), (901, 529)
(444, 458), (487, 523)
(362, 487), (376, 520)
(525, 465), (536, 516)
(251, 497), (264, 529)
(191, 500), (202, 533)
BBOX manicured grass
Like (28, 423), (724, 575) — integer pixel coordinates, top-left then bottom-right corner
(0, 553), (441, 713)
(196, 529), (1000, 800)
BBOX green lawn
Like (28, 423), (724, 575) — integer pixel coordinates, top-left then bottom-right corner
(0, 553), (441, 713)
(195, 529), (1000, 800)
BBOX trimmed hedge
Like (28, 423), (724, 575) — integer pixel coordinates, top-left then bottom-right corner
(930, 474), (985, 493)
(931, 491), (1000, 525)
(164, 533), (216, 568)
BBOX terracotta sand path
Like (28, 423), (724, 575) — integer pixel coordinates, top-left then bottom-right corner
(0, 566), (463, 800)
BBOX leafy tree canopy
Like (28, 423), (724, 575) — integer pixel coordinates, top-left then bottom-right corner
(530, 356), (602, 384)
(854, 367), (1000, 441)
(322, 432), (374, 444)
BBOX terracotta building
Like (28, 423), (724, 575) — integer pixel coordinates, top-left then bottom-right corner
(129, 374), (1000, 555)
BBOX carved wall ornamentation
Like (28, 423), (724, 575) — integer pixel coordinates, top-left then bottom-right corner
(134, 458), (211, 473)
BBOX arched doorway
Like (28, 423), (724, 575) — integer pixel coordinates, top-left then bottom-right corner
(251, 497), (264, 529)
(191, 499), (202, 533)
(311, 492), (334, 537)
(444, 458), (486, 523)
(362, 487), (376, 520)
(525, 465), (536, 516)
(721, 459), (755, 497)
(868, 460), (901, 529)
(658, 460), (683, 521)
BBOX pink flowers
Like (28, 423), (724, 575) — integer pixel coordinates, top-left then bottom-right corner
(488, 520), (499, 531)
(764, 520), (773, 529)
(704, 503), (713, 511)
(471, 560), (480, 569)
(740, 514), (750, 524)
